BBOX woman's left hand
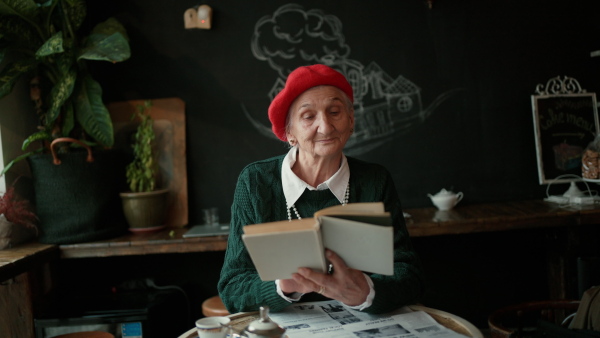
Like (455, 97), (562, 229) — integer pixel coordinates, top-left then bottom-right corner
(292, 249), (370, 306)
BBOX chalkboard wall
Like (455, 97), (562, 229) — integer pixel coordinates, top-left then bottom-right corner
(88, 0), (600, 224)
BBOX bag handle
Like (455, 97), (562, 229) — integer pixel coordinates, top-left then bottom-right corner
(50, 137), (94, 165)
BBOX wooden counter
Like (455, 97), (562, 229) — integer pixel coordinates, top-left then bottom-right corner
(59, 227), (228, 259)
(0, 242), (58, 283)
(0, 242), (58, 337)
(404, 199), (600, 236)
(57, 199), (600, 259)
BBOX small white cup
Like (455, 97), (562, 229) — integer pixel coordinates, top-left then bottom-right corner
(196, 316), (231, 338)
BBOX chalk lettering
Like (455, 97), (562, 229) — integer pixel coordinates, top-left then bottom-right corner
(566, 113), (596, 133)
(541, 109), (565, 130)
(555, 98), (593, 110)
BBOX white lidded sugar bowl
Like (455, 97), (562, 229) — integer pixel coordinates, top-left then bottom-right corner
(427, 188), (463, 211)
(242, 306), (286, 338)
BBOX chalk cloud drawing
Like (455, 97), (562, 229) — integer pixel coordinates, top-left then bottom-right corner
(243, 3), (461, 156)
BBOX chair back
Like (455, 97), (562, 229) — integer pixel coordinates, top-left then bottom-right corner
(577, 257), (600, 299)
(488, 300), (580, 338)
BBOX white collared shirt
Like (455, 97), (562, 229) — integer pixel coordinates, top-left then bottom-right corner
(276, 146), (375, 311)
(281, 146), (350, 208)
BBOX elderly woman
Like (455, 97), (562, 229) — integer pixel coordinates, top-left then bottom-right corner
(218, 64), (423, 314)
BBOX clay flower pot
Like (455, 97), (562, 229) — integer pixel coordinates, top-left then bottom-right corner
(120, 189), (169, 232)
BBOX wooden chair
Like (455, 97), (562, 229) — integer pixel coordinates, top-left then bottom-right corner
(408, 305), (484, 337)
(488, 300), (581, 338)
(202, 295), (230, 317)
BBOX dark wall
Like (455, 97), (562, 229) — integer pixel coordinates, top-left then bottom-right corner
(88, 0), (600, 224)
(73, 1), (600, 329)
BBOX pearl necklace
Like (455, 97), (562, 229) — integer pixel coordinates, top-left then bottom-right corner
(287, 183), (350, 221)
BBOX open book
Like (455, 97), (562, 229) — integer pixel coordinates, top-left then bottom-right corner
(242, 202), (394, 281)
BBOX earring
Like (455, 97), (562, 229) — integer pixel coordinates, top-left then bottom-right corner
(289, 139), (296, 146)
(350, 128), (354, 133)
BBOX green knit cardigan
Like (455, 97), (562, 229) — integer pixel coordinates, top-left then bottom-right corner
(217, 154), (424, 314)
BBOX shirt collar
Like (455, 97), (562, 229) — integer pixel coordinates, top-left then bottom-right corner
(281, 146), (350, 208)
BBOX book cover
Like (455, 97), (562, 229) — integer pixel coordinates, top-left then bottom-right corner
(242, 202), (393, 281)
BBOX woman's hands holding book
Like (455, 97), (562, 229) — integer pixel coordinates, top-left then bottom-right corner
(280, 249), (371, 307)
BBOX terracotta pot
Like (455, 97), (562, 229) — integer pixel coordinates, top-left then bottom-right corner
(119, 189), (169, 231)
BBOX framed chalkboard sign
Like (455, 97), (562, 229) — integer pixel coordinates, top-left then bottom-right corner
(531, 76), (599, 184)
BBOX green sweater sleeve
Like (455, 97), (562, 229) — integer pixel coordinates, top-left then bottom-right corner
(217, 157), (293, 313)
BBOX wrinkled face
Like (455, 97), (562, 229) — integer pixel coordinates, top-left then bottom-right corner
(285, 85), (354, 160)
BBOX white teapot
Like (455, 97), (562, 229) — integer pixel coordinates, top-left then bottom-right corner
(427, 189), (463, 211)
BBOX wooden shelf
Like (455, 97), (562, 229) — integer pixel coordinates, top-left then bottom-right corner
(52, 199), (600, 259)
(404, 200), (599, 237)
(0, 242), (58, 282)
(59, 227), (228, 259)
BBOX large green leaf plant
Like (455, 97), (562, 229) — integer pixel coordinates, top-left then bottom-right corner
(0, 0), (131, 175)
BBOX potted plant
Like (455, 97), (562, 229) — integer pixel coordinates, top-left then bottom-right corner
(120, 100), (169, 232)
(0, 0), (130, 172)
(0, 0), (132, 244)
(0, 184), (38, 249)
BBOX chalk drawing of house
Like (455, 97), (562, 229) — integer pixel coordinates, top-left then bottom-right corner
(254, 58), (457, 155)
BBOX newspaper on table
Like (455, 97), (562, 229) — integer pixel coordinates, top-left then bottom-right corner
(267, 300), (469, 338)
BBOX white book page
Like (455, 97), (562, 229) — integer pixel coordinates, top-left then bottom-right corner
(243, 230), (327, 281)
(319, 216), (394, 275)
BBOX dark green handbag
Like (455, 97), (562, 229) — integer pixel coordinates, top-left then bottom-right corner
(28, 138), (128, 244)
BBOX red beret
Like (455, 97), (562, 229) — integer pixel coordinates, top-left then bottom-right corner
(268, 64), (354, 141)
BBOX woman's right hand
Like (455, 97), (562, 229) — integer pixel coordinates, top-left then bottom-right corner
(281, 250), (371, 306)
(279, 277), (314, 295)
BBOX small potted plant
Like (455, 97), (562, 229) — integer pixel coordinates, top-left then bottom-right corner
(120, 101), (169, 232)
(0, 185), (38, 249)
